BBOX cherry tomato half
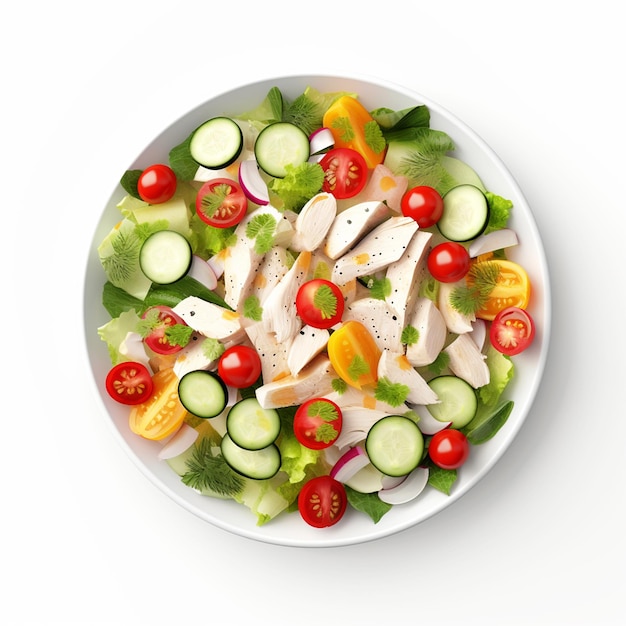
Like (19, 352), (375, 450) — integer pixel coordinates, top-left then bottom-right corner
(293, 398), (343, 450)
(296, 278), (345, 329)
(218, 345), (262, 388)
(427, 242), (470, 283)
(401, 185), (444, 228)
(320, 148), (368, 199)
(490, 306), (536, 356)
(141, 305), (188, 355)
(298, 475), (348, 528)
(128, 368), (187, 440)
(327, 320), (381, 389)
(471, 259), (532, 321)
(105, 361), (154, 406)
(196, 178), (248, 228)
(428, 428), (470, 470)
(137, 164), (177, 204)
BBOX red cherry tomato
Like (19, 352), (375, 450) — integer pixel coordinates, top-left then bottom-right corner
(428, 428), (470, 469)
(141, 305), (188, 355)
(105, 361), (154, 406)
(137, 164), (177, 204)
(293, 398), (343, 450)
(427, 242), (470, 283)
(298, 475), (348, 528)
(319, 148), (368, 199)
(401, 185), (444, 228)
(490, 306), (536, 356)
(218, 345), (262, 388)
(296, 279), (345, 329)
(196, 178), (248, 228)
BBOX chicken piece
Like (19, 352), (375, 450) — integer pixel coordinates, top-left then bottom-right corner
(377, 349), (440, 406)
(287, 325), (330, 376)
(255, 355), (336, 409)
(222, 205), (293, 310)
(444, 333), (490, 389)
(172, 296), (245, 342)
(173, 332), (218, 379)
(385, 230), (433, 328)
(343, 297), (403, 353)
(261, 250), (312, 343)
(290, 193), (337, 252)
(324, 200), (391, 260)
(405, 297), (448, 367)
(222, 229), (263, 311)
(331, 217), (419, 286)
(248, 245), (290, 306)
(244, 321), (292, 383)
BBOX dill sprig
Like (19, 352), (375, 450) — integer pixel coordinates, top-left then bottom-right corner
(181, 437), (244, 497)
(450, 261), (500, 316)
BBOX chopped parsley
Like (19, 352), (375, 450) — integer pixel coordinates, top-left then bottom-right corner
(401, 325), (420, 346)
(347, 354), (370, 381)
(243, 295), (263, 321)
(374, 377), (410, 407)
(246, 213), (277, 254)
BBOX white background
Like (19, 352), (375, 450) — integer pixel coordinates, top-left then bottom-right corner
(3, 1), (625, 624)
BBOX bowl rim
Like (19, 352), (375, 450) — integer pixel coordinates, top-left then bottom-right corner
(83, 72), (552, 547)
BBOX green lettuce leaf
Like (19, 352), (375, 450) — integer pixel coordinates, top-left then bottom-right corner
(484, 192), (514, 233)
(344, 486), (392, 523)
(269, 162), (324, 212)
(479, 345), (515, 406)
(97, 308), (142, 365)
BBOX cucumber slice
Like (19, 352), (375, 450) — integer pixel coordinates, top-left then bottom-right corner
(226, 397), (281, 451)
(189, 117), (243, 169)
(254, 122), (310, 178)
(178, 370), (228, 419)
(426, 375), (477, 428)
(438, 184), (489, 242)
(220, 434), (281, 480)
(139, 230), (192, 285)
(365, 415), (424, 477)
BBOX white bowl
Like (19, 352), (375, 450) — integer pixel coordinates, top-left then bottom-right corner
(83, 74), (551, 547)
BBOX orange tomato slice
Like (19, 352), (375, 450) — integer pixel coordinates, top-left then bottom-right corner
(322, 96), (386, 169)
(128, 368), (188, 440)
(472, 259), (531, 321)
(327, 321), (381, 389)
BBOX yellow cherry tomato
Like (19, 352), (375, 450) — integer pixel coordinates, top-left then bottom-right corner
(128, 368), (188, 440)
(327, 321), (381, 389)
(322, 96), (387, 169)
(472, 259), (531, 321)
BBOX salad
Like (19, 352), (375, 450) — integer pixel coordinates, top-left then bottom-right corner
(97, 85), (536, 529)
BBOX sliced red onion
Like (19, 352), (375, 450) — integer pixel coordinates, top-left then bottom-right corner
(378, 467), (429, 505)
(413, 405), (452, 435)
(330, 446), (371, 483)
(238, 159), (269, 205)
(188, 255), (218, 290)
(469, 228), (519, 258)
(206, 254), (225, 279)
(309, 127), (335, 154)
(158, 423), (199, 460)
